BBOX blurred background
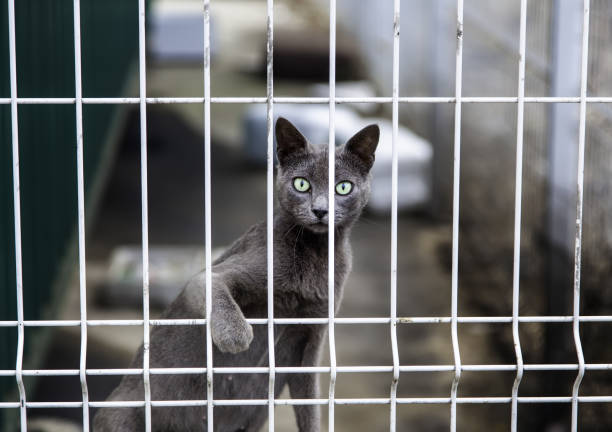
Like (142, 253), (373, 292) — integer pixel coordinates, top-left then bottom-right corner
(1, 0), (612, 430)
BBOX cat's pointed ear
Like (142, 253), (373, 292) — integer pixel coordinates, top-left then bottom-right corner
(345, 124), (380, 171)
(276, 117), (309, 165)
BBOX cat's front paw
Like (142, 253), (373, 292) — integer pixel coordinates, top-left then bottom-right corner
(211, 316), (254, 354)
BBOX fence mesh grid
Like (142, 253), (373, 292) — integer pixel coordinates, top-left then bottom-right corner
(2, 0), (612, 431)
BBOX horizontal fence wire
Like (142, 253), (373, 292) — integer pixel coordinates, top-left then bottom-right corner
(1, 315), (612, 327)
(0, 96), (612, 104)
(2, 396), (612, 410)
(1, 363), (612, 378)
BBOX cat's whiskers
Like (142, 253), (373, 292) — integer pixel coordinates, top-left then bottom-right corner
(282, 223), (299, 240)
(292, 225), (305, 277)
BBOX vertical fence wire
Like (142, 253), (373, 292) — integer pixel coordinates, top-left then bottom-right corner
(137, 0), (152, 430)
(449, 0), (464, 430)
(7, 0), (27, 430)
(510, 1), (527, 431)
(203, 1), (214, 430)
(72, 0), (90, 429)
(389, 0), (401, 430)
(571, 1), (590, 430)
(265, 0), (275, 430)
(328, 0), (337, 430)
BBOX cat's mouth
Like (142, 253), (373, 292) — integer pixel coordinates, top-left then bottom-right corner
(307, 221), (329, 233)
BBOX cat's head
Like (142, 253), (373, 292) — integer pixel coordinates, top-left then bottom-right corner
(275, 117), (379, 233)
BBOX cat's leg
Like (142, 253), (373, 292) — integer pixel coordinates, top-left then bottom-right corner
(287, 326), (326, 432)
(210, 273), (254, 354)
(92, 374), (144, 432)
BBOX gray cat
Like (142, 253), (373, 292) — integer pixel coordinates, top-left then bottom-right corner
(93, 118), (379, 432)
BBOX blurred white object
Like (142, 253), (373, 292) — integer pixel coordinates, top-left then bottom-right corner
(99, 246), (223, 308)
(243, 104), (361, 162)
(360, 118), (433, 213)
(310, 81), (379, 115)
(243, 105), (432, 211)
(150, 1), (214, 61)
(27, 418), (82, 432)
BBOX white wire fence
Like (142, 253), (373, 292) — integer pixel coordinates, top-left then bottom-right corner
(3, 0), (611, 431)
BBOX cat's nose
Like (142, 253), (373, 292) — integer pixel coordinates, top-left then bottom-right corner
(312, 209), (328, 220)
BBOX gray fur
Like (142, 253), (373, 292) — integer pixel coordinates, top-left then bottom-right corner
(93, 118), (379, 432)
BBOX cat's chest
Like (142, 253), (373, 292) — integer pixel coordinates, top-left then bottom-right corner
(272, 242), (351, 313)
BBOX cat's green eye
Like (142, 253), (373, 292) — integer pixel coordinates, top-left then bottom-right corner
(335, 181), (353, 195)
(293, 177), (311, 192)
